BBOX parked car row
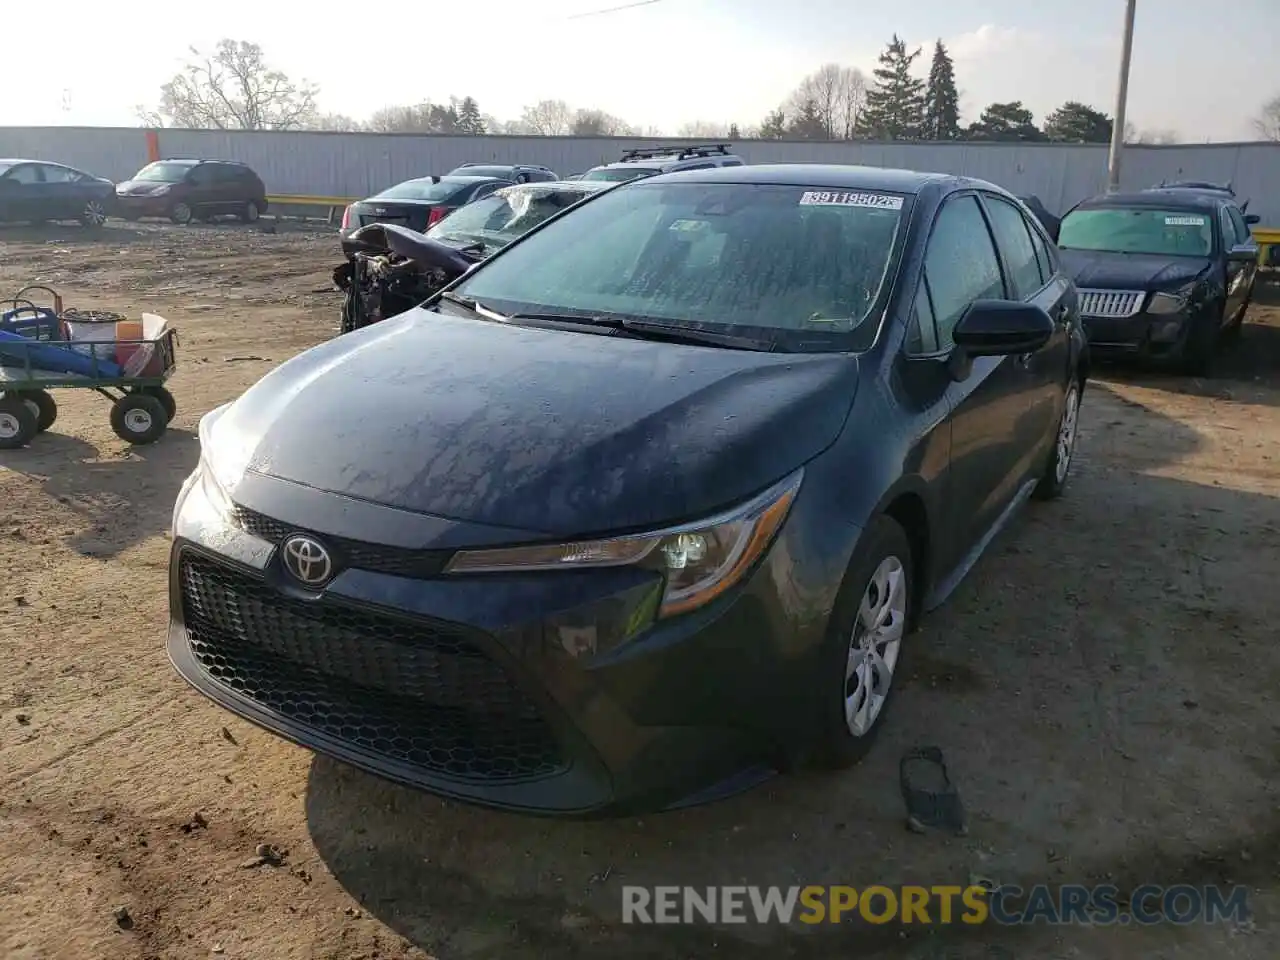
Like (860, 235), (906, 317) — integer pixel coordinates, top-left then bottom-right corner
(0, 156), (270, 226)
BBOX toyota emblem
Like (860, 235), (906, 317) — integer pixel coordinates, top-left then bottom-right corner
(281, 534), (334, 586)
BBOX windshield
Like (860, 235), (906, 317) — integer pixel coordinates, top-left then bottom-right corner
(449, 181), (908, 351)
(133, 162), (193, 183)
(427, 186), (594, 250)
(581, 167), (659, 183)
(373, 180), (466, 202)
(1058, 207), (1214, 258)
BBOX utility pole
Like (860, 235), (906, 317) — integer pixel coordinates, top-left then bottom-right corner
(1107, 0), (1137, 192)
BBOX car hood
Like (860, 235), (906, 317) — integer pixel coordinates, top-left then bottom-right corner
(116, 179), (173, 194)
(209, 309), (859, 538)
(1058, 248), (1212, 290)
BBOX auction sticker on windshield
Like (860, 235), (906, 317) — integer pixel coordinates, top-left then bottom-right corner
(1165, 215), (1207, 226)
(799, 192), (904, 210)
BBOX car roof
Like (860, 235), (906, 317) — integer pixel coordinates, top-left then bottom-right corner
(1078, 189), (1223, 211)
(403, 175), (509, 185)
(639, 163), (972, 194)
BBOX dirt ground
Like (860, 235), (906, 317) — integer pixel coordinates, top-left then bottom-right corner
(1, 221), (1278, 960)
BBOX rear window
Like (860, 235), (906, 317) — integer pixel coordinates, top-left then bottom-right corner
(427, 186), (594, 250)
(1059, 207), (1214, 258)
(450, 166), (515, 178)
(451, 181), (909, 351)
(373, 180), (467, 201)
(581, 167), (660, 183)
(133, 162), (194, 183)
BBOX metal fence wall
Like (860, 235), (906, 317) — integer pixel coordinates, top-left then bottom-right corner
(3, 126), (1280, 222)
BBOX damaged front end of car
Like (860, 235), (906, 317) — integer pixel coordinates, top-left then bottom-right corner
(332, 224), (478, 335)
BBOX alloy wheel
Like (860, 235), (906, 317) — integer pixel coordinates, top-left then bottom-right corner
(845, 555), (907, 737)
(1055, 385), (1080, 483)
(82, 200), (107, 226)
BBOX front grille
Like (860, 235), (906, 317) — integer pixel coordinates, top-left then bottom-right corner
(232, 505), (452, 579)
(179, 553), (564, 781)
(1078, 289), (1145, 319)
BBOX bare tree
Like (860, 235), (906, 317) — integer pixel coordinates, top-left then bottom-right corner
(677, 120), (731, 138)
(785, 64), (866, 139)
(572, 109), (636, 136)
(1254, 94), (1280, 141)
(365, 102), (461, 134)
(521, 99), (574, 136)
(304, 113), (364, 132)
(147, 40), (318, 130)
(1130, 127), (1181, 144)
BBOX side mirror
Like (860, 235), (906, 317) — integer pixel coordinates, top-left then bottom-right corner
(1244, 213), (1260, 225)
(1228, 243), (1258, 263)
(953, 300), (1054, 357)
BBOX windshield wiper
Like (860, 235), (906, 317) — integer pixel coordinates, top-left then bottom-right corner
(437, 291), (506, 320)
(506, 312), (778, 351)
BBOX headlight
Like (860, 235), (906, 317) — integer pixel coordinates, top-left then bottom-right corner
(152, 185), (171, 195)
(197, 456), (234, 518)
(444, 470), (803, 618)
(1147, 283), (1195, 315)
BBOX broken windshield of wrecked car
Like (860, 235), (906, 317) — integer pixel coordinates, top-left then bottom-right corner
(443, 181), (908, 351)
(426, 186), (591, 250)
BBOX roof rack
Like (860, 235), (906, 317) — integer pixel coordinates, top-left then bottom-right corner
(620, 143), (733, 162)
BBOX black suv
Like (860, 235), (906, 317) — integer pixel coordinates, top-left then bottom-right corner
(114, 159), (269, 224)
(446, 164), (558, 183)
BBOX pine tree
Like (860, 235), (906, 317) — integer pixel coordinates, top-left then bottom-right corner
(758, 109), (787, 140)
(857, 35), (926, 140)
(922, 40), (960, 141)
(456, 96), (486, 135)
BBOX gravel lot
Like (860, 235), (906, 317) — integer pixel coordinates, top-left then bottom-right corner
(1, 221), (1278, 960)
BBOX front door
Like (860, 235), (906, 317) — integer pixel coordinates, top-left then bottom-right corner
(0, 163), (45, 222)
(1223, 204), (1258, 320)
(916, 192), (1041, 570)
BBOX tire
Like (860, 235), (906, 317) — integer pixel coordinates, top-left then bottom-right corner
(14, 389), (57, 432)
(80, 199), (108, 228)
(169, 202), (193, 225)
(240, 200), (261, 223)
(1033, 379), (1081, 501)
(0, 397), (38, 449)
(136, 385), (176, 423)
(811, 515), (914, 770)
(110, 394), (168, 444)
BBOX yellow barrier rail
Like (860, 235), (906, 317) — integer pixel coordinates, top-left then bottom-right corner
(267, 195), (359, 208)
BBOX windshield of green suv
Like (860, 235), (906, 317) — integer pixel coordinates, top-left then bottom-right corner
(580, 167), (660, 182)
(427, 185), (595, 250)
(1058, 207), (1214, 257)
(133, 162), (194, 182)
(448, 181), (909, 350)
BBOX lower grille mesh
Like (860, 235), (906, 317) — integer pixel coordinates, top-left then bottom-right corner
(179, 554), (564, 781)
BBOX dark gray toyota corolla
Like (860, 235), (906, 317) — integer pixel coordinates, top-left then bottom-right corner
(169, 164), (1089, 817)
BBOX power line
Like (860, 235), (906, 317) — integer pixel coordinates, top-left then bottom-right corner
(566, 0), (668, 20)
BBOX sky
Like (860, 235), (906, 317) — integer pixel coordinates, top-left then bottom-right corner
(3, 0), (1276, 141)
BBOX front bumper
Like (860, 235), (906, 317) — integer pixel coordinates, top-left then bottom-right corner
(166, 469), (841, 817)
(1081, 309), (1197, 363)
(115, 193), (174, 217)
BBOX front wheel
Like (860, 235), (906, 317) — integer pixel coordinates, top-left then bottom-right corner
(811, 515), (913, 770)
(110, 394), (168, 444)
(80, 199), (108, 228)
(0, 397), (38, 449)
(1033, 380), (1081, 501)
(240, 200), (261, 223)
(169, 202), (193, 225)
(1176, 306), (1222, 376)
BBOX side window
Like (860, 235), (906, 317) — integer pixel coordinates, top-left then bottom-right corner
(6, 164), (44, 184)
(923, 195), (1006, 350)
(471, 182), (501, 200)
(677, 162), (716, 171)
(1226, 206), (1251, 245)
(720, 159), (745, 167)
(39, 165), (81, 183)
(906, 279), (940, 355)
(1219, 207), (1237, 248)
(1027, 220), (1054, 281)
(983, 195), (1044, 299)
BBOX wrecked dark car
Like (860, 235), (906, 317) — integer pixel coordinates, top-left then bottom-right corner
(331, 180), (611, 334)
